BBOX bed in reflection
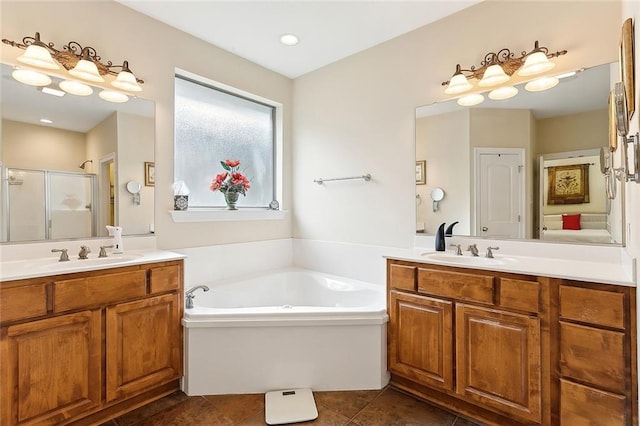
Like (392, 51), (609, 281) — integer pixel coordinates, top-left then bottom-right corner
(541, 213), (613, 244)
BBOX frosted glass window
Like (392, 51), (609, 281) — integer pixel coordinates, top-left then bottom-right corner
(174, 75), (275, 208)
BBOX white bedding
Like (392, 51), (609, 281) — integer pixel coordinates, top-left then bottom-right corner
(541, 229), (613, 244)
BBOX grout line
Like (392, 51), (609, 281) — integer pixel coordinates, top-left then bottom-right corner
(345, 386), (388, 423)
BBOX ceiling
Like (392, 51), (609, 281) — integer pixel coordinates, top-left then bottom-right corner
(115, 0), (483, 79)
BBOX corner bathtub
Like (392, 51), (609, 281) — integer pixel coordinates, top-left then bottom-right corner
(182, 268), (389, 395)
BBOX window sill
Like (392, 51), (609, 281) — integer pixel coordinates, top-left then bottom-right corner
(168, 209), (288, 223)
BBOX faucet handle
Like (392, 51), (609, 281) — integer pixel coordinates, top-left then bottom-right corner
(486, 246), (500, 258)
(449, 244), (462, 255)
(99, 245), (114, 258)
(51, 248), (69, 262)
(78, 245), (91, 259)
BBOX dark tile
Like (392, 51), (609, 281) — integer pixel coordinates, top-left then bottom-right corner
(133, 397), (234, 426)
(203, 393), (264, 423)
(98, 421), (117, 426)
(238, 396), (350, 426)
(314, 390), (384, 419)
(351, 388), (456, 426)
(453, 416), (483, 426)
(114, 391), (189, 426)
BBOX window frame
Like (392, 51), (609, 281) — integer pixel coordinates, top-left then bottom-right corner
(173, 68), (283, 211)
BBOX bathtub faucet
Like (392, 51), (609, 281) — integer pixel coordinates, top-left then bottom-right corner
(185, 285), (210, 309)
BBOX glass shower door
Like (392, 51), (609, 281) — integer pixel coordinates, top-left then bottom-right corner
(5, 168), (47, 242)
(49, 172), (96, 240)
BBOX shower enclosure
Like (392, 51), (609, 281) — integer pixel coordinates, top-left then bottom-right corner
(2, 167), (97, 242)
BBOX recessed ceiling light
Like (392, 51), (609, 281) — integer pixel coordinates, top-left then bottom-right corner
(41, 87), (66, 97)
(40, 118), (53, 124)
(280, 34), (299, 46)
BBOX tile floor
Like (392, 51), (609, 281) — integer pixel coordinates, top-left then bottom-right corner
(103, 387), (481, 426)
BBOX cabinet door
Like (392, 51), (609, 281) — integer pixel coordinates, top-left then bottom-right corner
(456, 304), (541, 423)
(388, 291), (453, 391)
(106, 293), (182, 402)
(1, 310), (102, 426)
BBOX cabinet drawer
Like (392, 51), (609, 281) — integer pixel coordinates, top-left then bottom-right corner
(0, 282), (48, 323)
(150, 265), (181, 294)
(389, 263), (416, 291)
(560, 322), (625, 393)
(418, 268), (494, 304)
(560, 285), (625, 329)
(499, 278), (539, 313)
(560, 379), (626, 426)
(54, 270), (147, 312)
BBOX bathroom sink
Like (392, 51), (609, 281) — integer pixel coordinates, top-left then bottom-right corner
(43, 254), (144, 270)
(421, 252), (516, 267)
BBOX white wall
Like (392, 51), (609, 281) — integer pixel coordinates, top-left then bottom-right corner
(1, 1), (293, 249)
(293, 1), (621, 248)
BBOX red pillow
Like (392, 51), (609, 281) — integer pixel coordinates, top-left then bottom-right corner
(562, 214), (581, 230)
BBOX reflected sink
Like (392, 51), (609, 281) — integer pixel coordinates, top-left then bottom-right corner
(43, 254), (144, 270)
(421, 252), (516, 267)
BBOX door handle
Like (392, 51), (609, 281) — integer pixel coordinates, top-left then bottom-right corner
(482, 226), (488, 232)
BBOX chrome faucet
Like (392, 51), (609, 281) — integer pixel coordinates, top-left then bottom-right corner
(99, 245), (114, 258)
(486, 246), (500, 258)
(51, 248), (69, 262)
(185, 285), (210, 309)
(78, 245), (91, 259)
(449, 244), (462, 255)
(467, 244), (479, 257)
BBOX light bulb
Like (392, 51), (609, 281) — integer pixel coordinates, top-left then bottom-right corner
(457, 93), (484, 106)
(12, 69), (51, 86)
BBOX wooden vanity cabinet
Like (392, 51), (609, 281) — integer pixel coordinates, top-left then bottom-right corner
(387, 259), (637, 426)
(0, 260), (184, 426)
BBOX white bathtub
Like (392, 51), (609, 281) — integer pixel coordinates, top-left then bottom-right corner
(182, 268), (389, 395)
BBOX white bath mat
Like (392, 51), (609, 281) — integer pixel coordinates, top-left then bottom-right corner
(265, 388), (318, 425)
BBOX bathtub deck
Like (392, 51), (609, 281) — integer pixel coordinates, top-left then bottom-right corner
(102, 387), (481, 425)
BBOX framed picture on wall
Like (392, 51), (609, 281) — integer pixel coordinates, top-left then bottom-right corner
(620, 17), (635, 121)
(145, 162), (155, 186)
(416, 160), (426, 185)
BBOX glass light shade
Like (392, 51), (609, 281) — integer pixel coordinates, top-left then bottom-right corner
(111, 70), (142, 92)
(17, 44), (60, 70)
(68, 59), (104, 83)
(99, 89), (128, 103)
(525, 76), (559, 92)
(444, 73), (473, 94)
(59, 80), (94, 96)
(488, 86), (518, 100)
(12, 69), (52, 86)
(478, 64), (510, 87)
(517, 51), (555, 76)
(457, 93), (484, 107)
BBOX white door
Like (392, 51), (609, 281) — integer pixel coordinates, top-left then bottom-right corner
(476, 150), (524, 239)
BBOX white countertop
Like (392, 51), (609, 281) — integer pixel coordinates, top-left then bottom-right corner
(1, 249), (186, 282)
(385, 248), (636, 287)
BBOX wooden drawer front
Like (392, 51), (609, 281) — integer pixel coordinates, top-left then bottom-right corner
(560, 322), (625, 393)
(389, 263), (416, 291)
(498, 278), (539, 313)
(150, 265), (181, 294)
(54, 270), (147, 312)
(560, 285), (625, 329)
(560, 379), (626, 426)
(418, 268), (494, 305)
(0, 282), (48, 323)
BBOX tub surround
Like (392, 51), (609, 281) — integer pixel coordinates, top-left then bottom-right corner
(182, 268), (388, 395)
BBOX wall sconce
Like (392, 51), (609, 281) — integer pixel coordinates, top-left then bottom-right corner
(2, 32), (143, 103)
(442, 41), (567, 106)
(613, 82), (640, 183)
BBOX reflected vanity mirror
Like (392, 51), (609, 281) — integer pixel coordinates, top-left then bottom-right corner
(416, 62), (624, 245)
(1, 63), (155, 242)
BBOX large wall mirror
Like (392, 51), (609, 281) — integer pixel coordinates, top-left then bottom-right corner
(416, 61), (624, 246)
(1, 63), (155, 243)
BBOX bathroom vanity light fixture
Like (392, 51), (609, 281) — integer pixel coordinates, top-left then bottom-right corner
(442, 40), (567, 94)
(2, 32), (144, 95)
